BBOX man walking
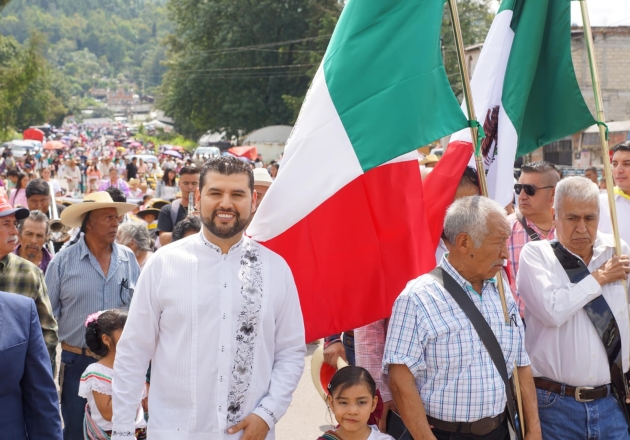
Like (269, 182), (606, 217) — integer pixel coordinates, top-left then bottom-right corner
(384, 196), (541, 440)
(508, 161), (560, 316)
(518, 176), (630, 439)
(600, 141), (630, 247)
(47, 191), (140, 440)
(112, 156), (305, 439)
(15, 210), (53, 274)
(0, 197), (57, 362)
(156, 166), (200, 245)
(0, 290), (62, 440)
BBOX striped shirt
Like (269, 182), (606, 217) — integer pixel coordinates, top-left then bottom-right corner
(382, 257), (529, 423)
(507, 212), (554, 317)
(47, 235), (140, 348)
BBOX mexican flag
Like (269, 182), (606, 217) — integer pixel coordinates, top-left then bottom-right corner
(248, 0), (468, 341)
(449, 0), (595, 206)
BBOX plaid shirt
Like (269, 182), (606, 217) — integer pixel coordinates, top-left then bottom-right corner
(383, 257), (529, 423)
(507, 213), (554, 317)
(0, 252), (58, 359)
(355, 319), (391, 402)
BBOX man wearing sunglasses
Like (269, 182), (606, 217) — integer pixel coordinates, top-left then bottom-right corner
(508, 161), (560, 318)
(600, 142), (630, 249)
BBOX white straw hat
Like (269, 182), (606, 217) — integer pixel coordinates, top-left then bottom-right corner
(60, 191), (137, 228)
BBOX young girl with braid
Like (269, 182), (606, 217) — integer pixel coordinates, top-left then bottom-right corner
(79, 310), (146, 439)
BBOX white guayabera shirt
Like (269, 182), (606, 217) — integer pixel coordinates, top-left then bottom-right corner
(112, 233), (306, 440)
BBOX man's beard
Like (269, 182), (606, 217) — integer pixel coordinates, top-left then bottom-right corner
(202, 208), (248, 239)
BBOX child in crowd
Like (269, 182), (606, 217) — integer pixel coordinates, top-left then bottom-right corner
(79, 310), (147, 439)
(320, 366), (394, 440)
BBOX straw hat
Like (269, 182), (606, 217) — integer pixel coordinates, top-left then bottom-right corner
(60, 191), (136, 228)
(136, 208), (161, 220)
(148, 199), (170, 210)
(253, 168), (273, 187)
(419, 154), (440, 166)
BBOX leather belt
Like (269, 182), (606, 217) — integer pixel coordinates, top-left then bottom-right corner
(427, 412), (506, 436)
(534, 377), (610, 403)
(61, 342), (100, 360)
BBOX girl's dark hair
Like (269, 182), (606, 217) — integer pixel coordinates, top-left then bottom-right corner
(327, 366), (376, 398)
(162, 168), (176, 186)
(85, 309), (128, 356)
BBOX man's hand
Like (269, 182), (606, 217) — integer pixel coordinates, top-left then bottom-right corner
(227, 413), (269, 440)
(592, 255), (630, 286)
(323, 341), (347, 367)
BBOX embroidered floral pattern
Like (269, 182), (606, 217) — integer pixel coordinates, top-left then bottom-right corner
(257, 404), (278, 425)
(226, 241), (263, 424)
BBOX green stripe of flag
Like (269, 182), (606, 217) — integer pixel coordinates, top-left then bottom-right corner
(323, 0), (468, 172)
(502, 0), (595, 156)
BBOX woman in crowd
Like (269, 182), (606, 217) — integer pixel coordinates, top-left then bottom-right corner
(9, 172), (29, 208)
(155, 168), (177, 200)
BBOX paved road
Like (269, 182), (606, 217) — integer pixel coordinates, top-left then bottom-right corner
(276, 342), (333, 439)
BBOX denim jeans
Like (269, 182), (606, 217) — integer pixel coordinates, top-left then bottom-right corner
(537, 387), (630, 439)
(60, 350), (97, 440)
(343, 332), (355, 366)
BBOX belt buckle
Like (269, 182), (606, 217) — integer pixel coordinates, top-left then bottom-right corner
(575, 386), (595, 402)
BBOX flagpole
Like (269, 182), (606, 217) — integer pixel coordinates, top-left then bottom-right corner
(447, 0), (525, 437)
(579, 1), (628, 293)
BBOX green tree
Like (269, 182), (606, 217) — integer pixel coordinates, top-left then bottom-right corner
(160, 0), (342, 138)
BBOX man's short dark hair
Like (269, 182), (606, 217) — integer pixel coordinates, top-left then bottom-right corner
(172, 215), (202, 242)
(25, 178), (50, 198)
(179, 166), (201, 177)
(200, 156), (254, 193)
(521, 161), (558, 174)
(612, 141), (630, 154)
(105, 187), (126, 203)
(7, 169), (18, 177)
(459, 166), (479, 189)
(585, 167), (598, 174)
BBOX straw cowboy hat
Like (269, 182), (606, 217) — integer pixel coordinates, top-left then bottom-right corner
(419, 154), (440, 166)
(60, 191), (136, 228)
(136, 207), (161, 220)
(148, 199), (170, 210)
(310, 345), (349, 401)
(253, 168), (273, 187)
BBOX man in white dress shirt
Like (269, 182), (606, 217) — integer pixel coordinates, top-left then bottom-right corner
(517, 176), (630, 439)
(112, 156), (306, 440)
(600, 141), (630, 247)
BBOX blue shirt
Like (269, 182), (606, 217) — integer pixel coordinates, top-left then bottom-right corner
(46, 236), (140, 348)
(383, 256), (529, 422)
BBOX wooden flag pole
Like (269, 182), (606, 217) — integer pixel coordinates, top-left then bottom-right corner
(579, 1), (628, 294)
(447, 0), (525, 437)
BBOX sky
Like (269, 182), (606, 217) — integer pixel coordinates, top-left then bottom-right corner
(489, 0), (630, 26)
(570, 0), (630, 26)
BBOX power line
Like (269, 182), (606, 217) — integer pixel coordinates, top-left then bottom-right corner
(186, 35), (332, 55)
(175, 63), (318, 73)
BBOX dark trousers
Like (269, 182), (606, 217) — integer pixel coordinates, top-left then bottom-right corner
(342, 332), (355, 366)
(60, 350), (97, 440)
(432, 419), (510, 440)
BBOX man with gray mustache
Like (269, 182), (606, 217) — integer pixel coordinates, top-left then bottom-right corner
(0, 196), (58, 363)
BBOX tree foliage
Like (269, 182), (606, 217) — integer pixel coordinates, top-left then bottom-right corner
(0, 0), (172, 96)
(160, 0), (341, 138)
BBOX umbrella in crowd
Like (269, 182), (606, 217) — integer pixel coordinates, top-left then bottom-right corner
(163, 150), (182, 158)
(43, 140), (65, 150)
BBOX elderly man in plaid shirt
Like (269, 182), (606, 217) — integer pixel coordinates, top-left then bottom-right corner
(0, 197), (58, 362)
(508, 161), (559, 317)
(383, 196), (541, 440)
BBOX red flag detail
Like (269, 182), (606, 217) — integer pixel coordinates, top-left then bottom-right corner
(259, 160), (436, 341)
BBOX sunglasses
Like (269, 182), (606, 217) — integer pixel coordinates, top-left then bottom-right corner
(514, 184), (554, 196)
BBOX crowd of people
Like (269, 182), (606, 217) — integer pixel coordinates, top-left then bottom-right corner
(2, 126), (630, 440)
